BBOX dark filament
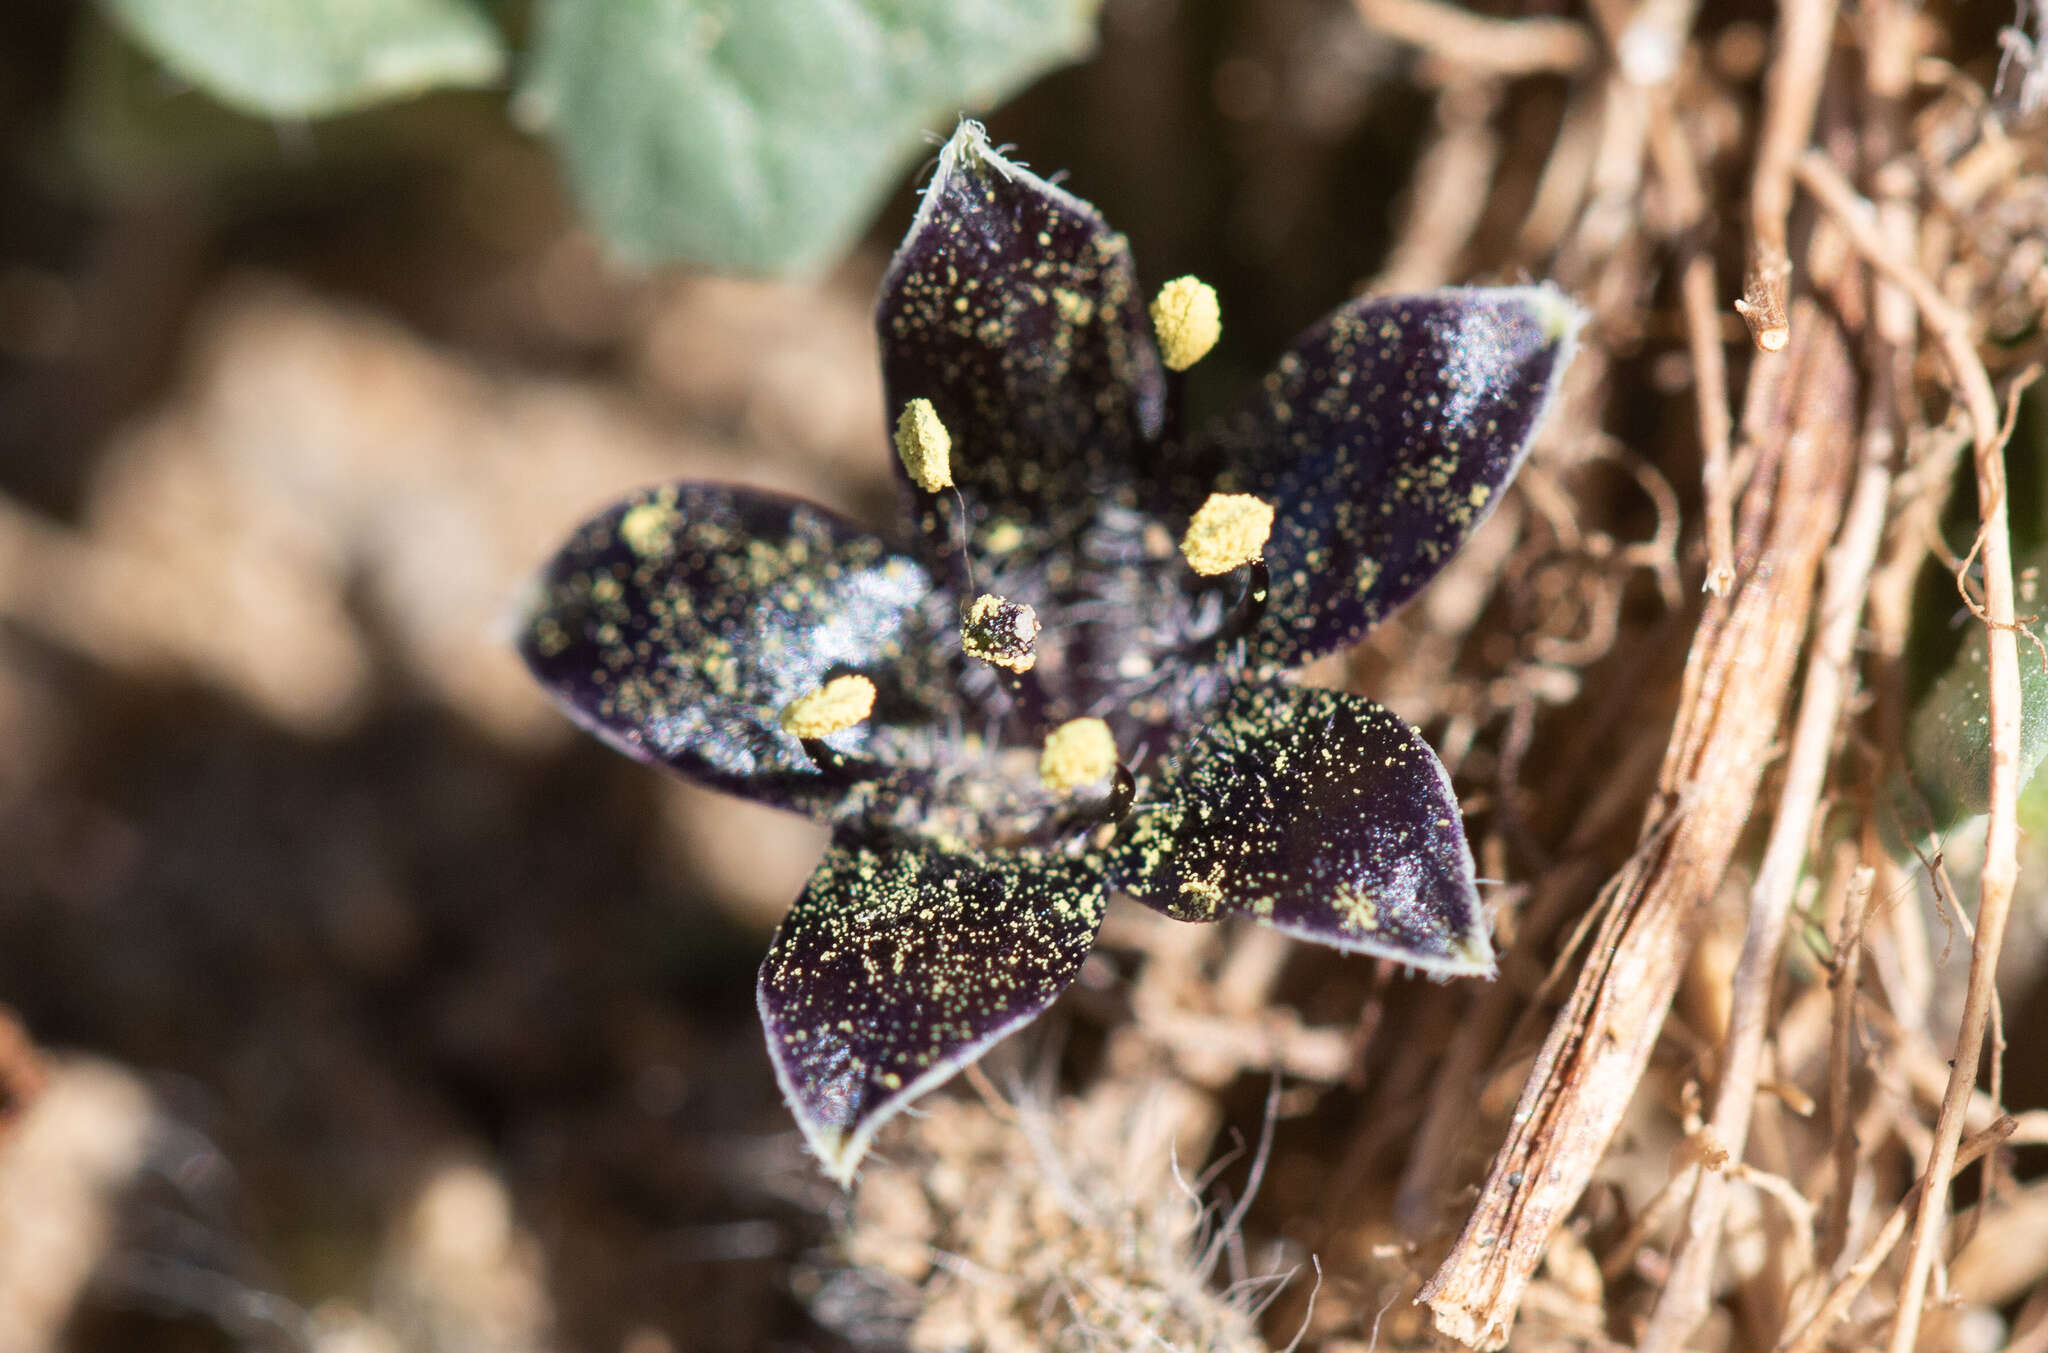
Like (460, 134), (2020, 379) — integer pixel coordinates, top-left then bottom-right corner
(799, 738), (888, 784)
(1184, 559), (1269, 656)
(1034, 763), (1136, 846)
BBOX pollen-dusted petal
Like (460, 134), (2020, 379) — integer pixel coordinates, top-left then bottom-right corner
(1190, 286), (1584, 667)
(778, 674), (877, 738)
(517, 482), (936, 818)
(1179, 492), (1274, 576)
(1151, 275), (1221, 371)
(759, 835), (1108, 1185)
(960, 593), (1040, 672)
(1039, 717), (1118, 796)
(878, 120), (1166, 572)
(893, 397), (954, 493)
(1109, 682), (1493, 976)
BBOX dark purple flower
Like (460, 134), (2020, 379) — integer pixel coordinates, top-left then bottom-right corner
(518, 122), (1581, 1183)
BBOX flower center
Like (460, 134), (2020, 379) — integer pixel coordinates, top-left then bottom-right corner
(860, 281), (1280, 841)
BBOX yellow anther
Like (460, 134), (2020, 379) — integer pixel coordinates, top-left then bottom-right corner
(1179, 492), (1274, 576)
(960, 593), (1039, 672)
(1039, 717), (1119, 797)
(893, 398), (953, 493)
(1150, 276), (1221, 372)
(778, 674), (877, 738)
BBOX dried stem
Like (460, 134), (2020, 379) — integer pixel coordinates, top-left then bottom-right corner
(1372, 78), (1502, 294)
(1417, 305), (1856, 1350)
(0, 1009), (45, 1140)
(1778, 1116), (2019, 1353)
(1645, 101), (1737, 595)
(1349, 0), (1595, 76)
(1637, 362), (1894, 1351)
(1822, 861), (1875, 1266)
(1792, 150), (2024, 1353)
(1736, 0), (1840, 352)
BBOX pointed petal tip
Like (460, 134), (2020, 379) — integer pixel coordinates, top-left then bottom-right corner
(1437, 925), (1499, 980)
(1494, 281), (1589, 350)
(940, 116), (993, 166)
(755, 981), (888, 1190)
(804, 1125), (863, 1190)
(924, 118), (1020, 202)
(768, 1031), (998, 1191)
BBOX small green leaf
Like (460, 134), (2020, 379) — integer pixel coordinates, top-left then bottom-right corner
(517, 0), (1105, 275)
(102, 0), (507, 118)
(1897, 562), (2048, 839)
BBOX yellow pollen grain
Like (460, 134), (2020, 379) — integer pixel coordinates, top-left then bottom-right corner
(618, 500), (679, 557)
(893, 397), (953, 493)
(1180, 492), (1274, 576)
(778, 674), (876, 738)
(1039, 717), (1118, 797)
(1150, 275), (1221, 371)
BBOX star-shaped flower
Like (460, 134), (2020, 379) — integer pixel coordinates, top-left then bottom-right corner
(518, 122), (1581, 1184)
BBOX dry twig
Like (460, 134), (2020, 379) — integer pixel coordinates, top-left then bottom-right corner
(0, 1010), (44, 1142)
(1637, 361), (1895, 1350)
(1417, 305), (1857, 1350)
(1646, 105), (1738, 594)
(1350, 0), (1595, 76)
(1821, 861), (1875, 1266)
(1735, 0), (1840, 351)
(1792, 150), (2025, 1353)
(1778, 1116), (2019, 1353)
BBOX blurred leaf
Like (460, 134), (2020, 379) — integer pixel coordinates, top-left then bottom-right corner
(517, 0), (1105, 275)
(102, 0), (507, 118)
(67, 13), (513, 202)
(1897, 550), (2048, 840)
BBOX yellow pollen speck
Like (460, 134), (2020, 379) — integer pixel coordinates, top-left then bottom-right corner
(1468, 484), (1492, 509)
(1150, 275), (1221, 371)
(619, 500), (678, 557)
(1180, 492), (1274, 576)
(1039, 717), (1118, 796)
(893, 398), (953, 493)
(982, 520), (1025, 554)
(778, 674), (876, 738)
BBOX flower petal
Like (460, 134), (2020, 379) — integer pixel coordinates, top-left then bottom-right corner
(1109, 682), (1493, 976)
(518, 483), (935, 817)
(877, 120), (1165, 569)
(1197, 286), (1582, 667)
(758, 833), (1108, 1184)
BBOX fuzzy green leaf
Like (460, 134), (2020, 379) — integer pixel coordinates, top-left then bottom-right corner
(1898, 575), (2048, 839)
(103, 0), (506, 118)
(517, 0), (1105, 274)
